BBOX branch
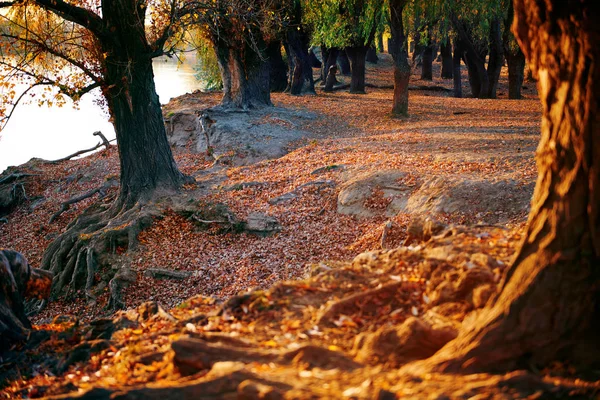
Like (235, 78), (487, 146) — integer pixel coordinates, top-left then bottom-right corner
(31, 0), (104, 38)
(49, 179), (117, 223)
(46, 131), (115, 164)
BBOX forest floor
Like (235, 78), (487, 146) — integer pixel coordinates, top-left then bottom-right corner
(3, 55), (597, 398)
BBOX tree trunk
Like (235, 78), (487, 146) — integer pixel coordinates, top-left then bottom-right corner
(346, 46), (368, 94)
(366, 46), (379, 63)
(506, 50), (526, 99)
(267, 41), (287, 92)
(308, 47), (322, 68)
(338, 50), (352, 76)
(214, 43), (233, 105)
(411, 0), (600, 374)
(440, 42), (453, 79)
(452, 39), (463, 98)
(377, 33), (385, 53)
(503, 0), (526, 100)
(321, 47), (339, 87)
(285, 29), (316, 95)
(389, 0), (410, 116)
(420, 41), (434, 80)
(451, 14), (489, 98)
(102, 6), (186, 208)
(486, 17), (504, 98)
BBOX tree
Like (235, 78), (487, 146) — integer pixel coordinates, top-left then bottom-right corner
(502, 0), (526, 99)
(409, 0), (600, 373)
(303, 0), (384, 93)
(197, 0), (277, 108)
(389, 0), (410, 116)
(0, 0), (196, 305)
(283, 0), (316, 95)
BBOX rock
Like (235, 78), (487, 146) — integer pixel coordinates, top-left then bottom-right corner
(222, 181), (268, 191)
(337, 170), (410, 218)
(268, 192), (298, 205)
(244, 213), (281, 236)
(165, 107), (315, 166)
(144, 268), (192, 280)
(405, 176), (534, 223)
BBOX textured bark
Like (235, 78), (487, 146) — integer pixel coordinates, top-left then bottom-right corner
(486, 18), (504, 98)
(101, 1), (186, 208)
(452, 39), (463, 98)
(440, 42), (453, 79)
(389, 0), (410, 116)
(411, 0), (600, 373)
(346, 46), (368, 94)
(308, 48), (321, 68)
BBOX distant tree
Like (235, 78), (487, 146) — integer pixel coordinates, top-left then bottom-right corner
(502, 0), (526, 99)
(389, 0), (410, 116)
(303, 0), (384, 93)
(0, 0), (197, 303)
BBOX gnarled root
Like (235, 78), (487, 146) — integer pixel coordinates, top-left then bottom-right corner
(40, 201), (158, 310)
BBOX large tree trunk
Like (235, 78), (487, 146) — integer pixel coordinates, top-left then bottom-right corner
(440, 42), (453, 79)
(214, 43), (233, 105)
(366, 46), (379, 63)
(452, 39), (463, 98)
(102, 4), (186, 208)
(389, 0), (410, 116)
(486, 17), (504, 98)
(410, 0), (600, 373)
(346, 46), (368, 94)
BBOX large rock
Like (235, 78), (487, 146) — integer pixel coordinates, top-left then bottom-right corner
(165, 107), (315, 165)
(337, 170), (411, 218)
(337, 171), (534, 223)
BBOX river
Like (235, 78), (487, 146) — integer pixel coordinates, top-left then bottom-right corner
(0, 56), (204, 172)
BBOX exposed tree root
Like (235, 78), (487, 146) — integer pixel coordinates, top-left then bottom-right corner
(49, 178), (118, 223)
(46, 131), (115, 164)
(40, 199), (161, 310)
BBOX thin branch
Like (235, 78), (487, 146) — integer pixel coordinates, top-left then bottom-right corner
(31, 0), (104, 38)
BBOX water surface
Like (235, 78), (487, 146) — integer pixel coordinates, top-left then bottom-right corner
(0, 56), (203, 172)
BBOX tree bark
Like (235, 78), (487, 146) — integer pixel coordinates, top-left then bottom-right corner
(101, 2), (186, 208)
(267, 41), (288, 92)
(389, 0), (410, 116)
(440, 42), (453, 79)
(338, 50), (351, 76)
(503, 0), (526, 99)
(321, 47), (339, 87)
(486, 17), (504, 98)
(506, 50), (526, 99)
(420, 43), (433, 80)
(285, 29), (316, 95)
(366, 46), (379, 63)
(451, 13), (489, 98)
(452, 39), (463, 98)
(411, 0), (600, 373)
(346, 46), (368, 94)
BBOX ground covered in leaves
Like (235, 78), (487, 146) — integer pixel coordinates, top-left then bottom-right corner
(3, 55), (592, 398)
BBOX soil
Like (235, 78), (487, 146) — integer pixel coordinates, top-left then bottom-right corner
(2, 54), (590, 399)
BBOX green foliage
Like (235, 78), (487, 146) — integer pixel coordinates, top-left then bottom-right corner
(302, 0), (384, 48)
(194, 41), (223, 92)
